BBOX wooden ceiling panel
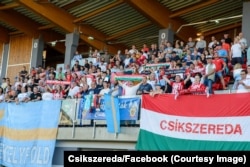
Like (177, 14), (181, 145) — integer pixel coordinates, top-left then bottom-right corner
(169, 0), (219, 18)
(0, 10), (40, 37)
(17, 0), (124, 54)
(125, 0), (198, 41)
(0, 26), (9, 43)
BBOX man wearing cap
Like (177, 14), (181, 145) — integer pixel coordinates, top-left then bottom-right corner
(216, 43), (228, 70)
(203, 55), (216, 94)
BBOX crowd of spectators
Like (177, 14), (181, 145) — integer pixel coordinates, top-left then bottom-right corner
(0, 32), (249, 105)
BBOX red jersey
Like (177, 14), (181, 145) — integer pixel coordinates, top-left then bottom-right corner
(52, 90), (65, 100)
(66, 73), (71, 82)
(171, 81), (184, 94)
(213, 58), (224, 72)
(188, 83), (206, 94)
(222, 43), (230, 52)
(142, 47), (149, 52)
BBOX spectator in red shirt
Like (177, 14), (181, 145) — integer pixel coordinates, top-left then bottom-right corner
(141, 43), (149, 53)
(221, 38), (230, 56)
(213, 52), (227, 89)
(163, 73), (191, 95)
(188, 73), (207, 94)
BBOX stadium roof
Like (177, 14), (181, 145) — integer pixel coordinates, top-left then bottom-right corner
(0, 0), (243, 54)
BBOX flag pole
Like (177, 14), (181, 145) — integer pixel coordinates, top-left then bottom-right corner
(79, 97), (83, 126)
(92, 120), (96, 139)
(72, 98), (78, 138)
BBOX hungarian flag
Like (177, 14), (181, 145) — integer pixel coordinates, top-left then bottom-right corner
(136, 93), (250, 150)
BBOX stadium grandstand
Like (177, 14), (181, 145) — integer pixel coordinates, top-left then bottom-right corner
(0, 0), (250, 166)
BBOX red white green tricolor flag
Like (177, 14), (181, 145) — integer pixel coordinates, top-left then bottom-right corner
(136, 93), (250, 150)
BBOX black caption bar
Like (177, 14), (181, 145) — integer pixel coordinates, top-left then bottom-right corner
(64, 151), (249, 167)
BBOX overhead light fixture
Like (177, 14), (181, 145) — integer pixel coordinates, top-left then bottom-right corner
(176, 14), (242, 34)
(47, 39), (65, 47)
(196, 33), (202, 36)
(51, 41), (56, 47)
(88, 36), (94, 40)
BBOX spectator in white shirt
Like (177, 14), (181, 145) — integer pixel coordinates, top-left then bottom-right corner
(16, 87), (29, 104)
(230, 37), (244, 65)
(98, 81), (110, 98)
(67, 82), (80, 98)
(99, 58), (107, 72)
(118, 80), (142, 96)
(42, 86), (53, 100)
(239, 32), (247, 50)
(236, 70), (250, 93)
(196, 35), (206, 54)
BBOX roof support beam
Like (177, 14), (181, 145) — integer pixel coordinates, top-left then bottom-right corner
(0, 2), (20, 10)
(62, 0), (87, 10)
(47, 42), (65, 54)
(40, 29), (66, 54)
(73, 0), (124, 23)
(125, 0), (197, 41)
(0, 10), (40, 37)
(38, 24), (55, 30)
(203, 23), (241, 37)
(9, 30), (23, 35)
(169, 0), (219, 18)
(0, 26), (9, 43)
(17, 0), (123, 54)
(0, 9), (65, 53)
(106, 21), (152, 41)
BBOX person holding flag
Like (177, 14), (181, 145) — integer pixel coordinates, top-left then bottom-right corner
(163, 72), (191, 99)
(182, 73), (209, 97)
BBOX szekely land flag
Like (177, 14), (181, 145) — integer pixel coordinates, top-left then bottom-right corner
(0, 100), (61, 167)
(136, 93), (250, 150)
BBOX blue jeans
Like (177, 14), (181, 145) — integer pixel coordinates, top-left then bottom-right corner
(204, 78), (213, 94)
